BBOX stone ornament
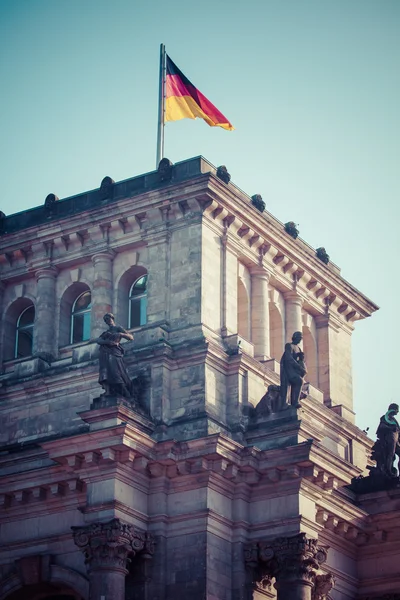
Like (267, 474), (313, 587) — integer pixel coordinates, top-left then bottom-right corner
(95, 313), (134, 398)
(312, 573), (335, 600)
(71, 518), (154, 573)
(284, 221), (299, 239)
(316, 247), (330, 265)
(0, 210), (6, 234)
(251, 194), (265, 213)
(216, 165), (231, 184)
(158, 157), (173, 181)
(245, 533), (331, 593)
(99, 176), (115, 200)
(350, 403), (400, 493)
(279, 331), (307, 409)
(44, 193), (59, 215)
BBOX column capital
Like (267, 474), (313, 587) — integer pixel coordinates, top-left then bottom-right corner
(283, 290), (304, 305)
(35, 266), (58, 281)
(245, 534), (331, 593)
(92, 249), (116, 265)
(72, 518), (155, 574)
(250, 265), (273, 281)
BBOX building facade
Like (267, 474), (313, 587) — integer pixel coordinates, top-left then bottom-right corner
(0, 157), (398, 600)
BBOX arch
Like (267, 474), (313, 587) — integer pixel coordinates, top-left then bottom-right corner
(269, 288), (285, 361)
(59, 283), (91, 347)
(237, 263), (251, 340)
(3, 297), (35, 360)
(0, 564), (88, 600)
(302, 313), (319, 388)
(116, 266), (148, 329)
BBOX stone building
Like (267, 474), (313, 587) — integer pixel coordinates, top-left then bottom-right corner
(0, 156), (398, 600)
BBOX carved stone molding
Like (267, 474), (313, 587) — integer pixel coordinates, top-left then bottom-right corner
(72, 518), (154, 574)
(245, 533), (331, 592)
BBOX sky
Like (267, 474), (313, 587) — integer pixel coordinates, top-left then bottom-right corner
(0, 0), (399, 434)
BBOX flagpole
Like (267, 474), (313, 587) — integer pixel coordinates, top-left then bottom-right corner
(156, 43), (166, 167)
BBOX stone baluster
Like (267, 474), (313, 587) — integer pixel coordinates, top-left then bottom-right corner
(34, 267), (58, 359)
(284, 291), (304, 340)
(91, 251), (115, 338)
(72, 518), (154, 600)
(251, 267), (271, 360)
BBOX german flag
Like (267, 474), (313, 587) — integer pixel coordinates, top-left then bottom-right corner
(165, 55), (234, 131)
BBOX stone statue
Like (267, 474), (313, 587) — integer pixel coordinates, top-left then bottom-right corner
(279, 331), (307, 408)
(95, 313), (134, 398)
(370, 403), (400, 479)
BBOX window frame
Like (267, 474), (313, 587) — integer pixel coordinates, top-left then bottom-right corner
(128, 274), (148, 329)
(70, 290), (92, 345)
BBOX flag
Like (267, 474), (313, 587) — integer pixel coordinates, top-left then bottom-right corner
(165, 55), (234, 131)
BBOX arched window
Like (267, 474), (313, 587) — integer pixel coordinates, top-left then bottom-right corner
(70, 291), (91, 344)
(15, 305), (35, 358)
(129, 275), (147, 328)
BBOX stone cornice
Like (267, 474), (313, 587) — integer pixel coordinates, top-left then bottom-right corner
(0, 164), (378, 323)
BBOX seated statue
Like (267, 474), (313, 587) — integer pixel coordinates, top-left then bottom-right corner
(371, 403), (400, 479)
(279, 331), (307, 409)
(95, 313), (134, 398)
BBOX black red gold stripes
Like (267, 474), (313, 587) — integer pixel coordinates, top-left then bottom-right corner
(165, 56), (234, 131)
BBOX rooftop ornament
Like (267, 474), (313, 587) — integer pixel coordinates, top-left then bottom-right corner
(284, 221), (299, 239)
(44, 194), (59, 216)
(251, 194), (265, 213)
(158, 157), (174, 182)
(216, 165), (231, 184)
(316, 247), (330, 265)
(0, 210), (5, 234)
(99, 176), (115, 201)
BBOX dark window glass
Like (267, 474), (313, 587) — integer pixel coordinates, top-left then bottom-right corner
(71, 291), (91, 344)
(15, 305), (35, 358)
(129, 275), (147, 328)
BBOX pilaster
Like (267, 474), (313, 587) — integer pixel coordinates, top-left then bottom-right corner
(91, 251), (115, 337)
(284, 291), (304, 341)
(34, 266), (58, 359)
(250, 267), (271, 360)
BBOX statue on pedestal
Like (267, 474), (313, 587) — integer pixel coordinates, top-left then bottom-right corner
(95, 313), (134, 398)
(370, 403), (400, 479)
(279, 331), (307, 409)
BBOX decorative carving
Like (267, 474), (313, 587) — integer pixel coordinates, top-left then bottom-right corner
(0, 210), (6, 234)
(44, 193), (59, 215)
(350, 404), (400, 493)
(251, 194), (265, 212)
(71, 518), (154, 573)
(254, 384), (281, 417)
(95, 313), (134, 398)
(245, 533), (329, 591)
(312, 573), (335, 599)
(284, 221), (299, 239)
(158, 157), (173, 181)
(99, 176), (115, 200)
(316, 247), (330, 265)
(216, 165), (231, 184)
(280, 331), (307, 409)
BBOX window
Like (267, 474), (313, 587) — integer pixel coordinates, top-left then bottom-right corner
(129, 275), (147, 328)
(15, 305), (35, 358)
(70, 291), (91, 344)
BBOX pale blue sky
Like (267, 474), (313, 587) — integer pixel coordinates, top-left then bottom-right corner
(0, 0), (399, 433)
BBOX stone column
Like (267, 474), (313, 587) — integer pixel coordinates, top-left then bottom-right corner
(245, 533), (332, 600)
(34, 267), (58, 359)
(251, 267), (271, 360)
(72, 518), (154, 600)
(284, 291), (303, 341)
(91, 251), (114, 338)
